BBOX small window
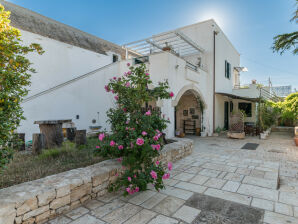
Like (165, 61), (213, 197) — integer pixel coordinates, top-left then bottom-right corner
(230, 101), (233, 112)
(238, 102), (252, 117)
(225, 60), (231, 79)
(112, 54), (118, 63)
(134, 56), (149, 65)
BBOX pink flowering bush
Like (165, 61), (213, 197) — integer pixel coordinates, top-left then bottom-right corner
(96, 63), (173, 195)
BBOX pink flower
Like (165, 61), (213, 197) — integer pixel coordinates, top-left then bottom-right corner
(114, 95), (119, 100)
(135, 187), (139, 192)
(162, 173), (170, 180)
(145, 73), (150, 76)
(142, 131), (147, 136)
(153, 135), (159, 141)
(133, 174), (136, 178)
(126, 120), (129, 124)
(150, 170), (157, 180)
(115, 173), (119, 176)
(96, 146), (100, 149)
(111, 89), (115, 94)
(127, 63), (130, 66)
(136, 138), (144, 146)
(126, 187), (131, 193)
(155, 144), (161, 151)
(145, 110), (151, 116)
(123, 108), (127, 112)
(156, 161), (160, 165)
(118, 145), (124, 150)
(117, 157), (123, 162)
(168, 162), (173, 171)
(128, 177), (132, 182)
(110, 140), (116, 146)
(156, 129), (160, 133)
(98, 133), (105, 141)
(127, 71), (131, 75)
(125, 82), (130, 87)
(104, 85), (110, 92)
(113, 76), (117, 80)
(169, 92), (174, 97)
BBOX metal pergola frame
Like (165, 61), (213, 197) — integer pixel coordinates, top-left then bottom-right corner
(123, 30), (205, 58)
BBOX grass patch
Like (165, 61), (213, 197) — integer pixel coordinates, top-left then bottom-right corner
(0, 137), (103, 189)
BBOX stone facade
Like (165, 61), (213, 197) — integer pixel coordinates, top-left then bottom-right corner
(0, 138), (193, 224)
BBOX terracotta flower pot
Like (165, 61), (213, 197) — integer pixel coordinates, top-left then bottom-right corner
(294, 137), (298, 146)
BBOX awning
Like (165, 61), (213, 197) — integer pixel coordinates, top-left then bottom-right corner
(216, 92), (259, 102)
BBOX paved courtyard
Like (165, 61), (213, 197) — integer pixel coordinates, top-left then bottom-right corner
(47, 131), (298, 224)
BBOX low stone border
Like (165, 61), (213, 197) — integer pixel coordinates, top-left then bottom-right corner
(0, 137), (193, 224)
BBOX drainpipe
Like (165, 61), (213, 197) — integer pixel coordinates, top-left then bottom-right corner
(212, 30), (217, 133)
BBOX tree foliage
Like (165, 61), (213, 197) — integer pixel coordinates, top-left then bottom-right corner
(270, 92), (298, 125)
(272, 0), (298, 55)
(96, 63), (174, 195)
(0, 4), (43, 169)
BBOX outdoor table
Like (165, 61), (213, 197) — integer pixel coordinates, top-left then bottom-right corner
(34, 119), (72, 148)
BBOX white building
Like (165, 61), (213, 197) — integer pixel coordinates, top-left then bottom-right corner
(2, 1), (260, 141)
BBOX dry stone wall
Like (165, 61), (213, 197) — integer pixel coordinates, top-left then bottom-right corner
(0, 138), (193, 224)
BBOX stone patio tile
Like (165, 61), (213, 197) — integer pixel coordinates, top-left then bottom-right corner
(123, 209), (157, 224)
(237, 184), (279, 201)
(279, 192), (298, 206)
(141, 193), (167, 209)
(102, 203), (141, 224)
(242, 176), (277, 189)
(90, 199), (125, 218)
(161, 186), (193, 200)
(255, 166), (276, 172)
(264, 171), (279, 180)
(250, 170), (265, 178)
(190, 174), (209, 185)
(275, 202), (294, 216)
(152, 196), (185, 216)
(251, 198), (274, 211)
(84, 199), (104, 210)
(294, 207), (298, 217)
(148, 215), (179, 224)
(164, 179), (180, 187)
(128, 190), (156, 205)
(172, 205), (201, 223)
(191, 161), (206, 167)
(222, 181), (240, 192)
(199, 169), (221, 178)
(204, 188), (252, 205)
(48, 216), (72, 224)
(217, 171), (227, 179)
(65, 206), (89, 220)
(236, 167), (252, 175)
(204, 178), (226, 189)
(97, 192), (122, 203)
(202, 163), (237, 172)
(263, 211), (298, 224)
(173, 173), (195, 182)
(184, 167), (202, 174)
(69, 214), (105, 224)
(175, 182), (207, 194)
(224, 172), (244, 182)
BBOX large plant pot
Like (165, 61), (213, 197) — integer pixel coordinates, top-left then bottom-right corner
(294, 137), (298, 146)
(200, 132), (207, 137)
(260, 133), (267, 140)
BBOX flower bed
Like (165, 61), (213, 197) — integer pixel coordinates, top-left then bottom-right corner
(0, 138), (193, 224)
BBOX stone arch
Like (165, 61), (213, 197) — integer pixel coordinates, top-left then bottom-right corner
(172, 84), (206, 108)
(173, 84), (207, 136)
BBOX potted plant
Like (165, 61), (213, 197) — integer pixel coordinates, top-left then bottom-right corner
(162, 42), (172, 52)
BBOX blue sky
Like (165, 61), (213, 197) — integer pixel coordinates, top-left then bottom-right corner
(9, 0), (298, 90)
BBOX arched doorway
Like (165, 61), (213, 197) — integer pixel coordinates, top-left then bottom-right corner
(173, 87), (206, 136)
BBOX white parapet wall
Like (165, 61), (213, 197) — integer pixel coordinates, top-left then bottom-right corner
(0, 138), (193, 224)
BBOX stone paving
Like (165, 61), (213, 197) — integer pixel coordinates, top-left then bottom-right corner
(47, 132), (298, 224)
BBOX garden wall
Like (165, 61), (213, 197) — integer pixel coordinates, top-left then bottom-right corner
(0, 138), (193, 224)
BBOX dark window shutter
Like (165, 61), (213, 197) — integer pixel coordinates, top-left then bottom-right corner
(225, 60), (227, 77)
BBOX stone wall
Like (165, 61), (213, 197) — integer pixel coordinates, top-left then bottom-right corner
(0, 138), (193, 224)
